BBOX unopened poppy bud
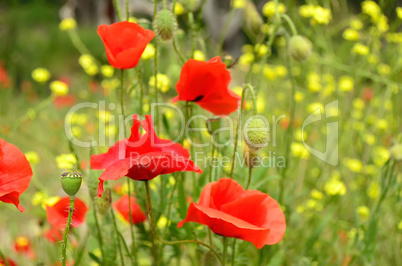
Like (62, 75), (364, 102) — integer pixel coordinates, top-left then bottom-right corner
(153, 9), (176, 41)
(288, 35), (312, 63)
(97, 188), (112, 215)
(61, 172), (82, 196)
(244, 117), (269, 150)
(390, 143), (402, 161)
(182, 0), (199, 12)
(201, 251), (221, 266)
(223, 55), (235, 68)
(244, 2), (263, 37)
(206, 118), (221, 135)
(243, 145), (259, 168)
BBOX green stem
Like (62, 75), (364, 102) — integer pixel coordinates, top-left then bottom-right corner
(120, 69), (125, 117)
(153, 0), (160, 131)
(173, 37), (186, 64)
(216, 1), (236, 54)
(280, 14), (298, 36)
(111, 207), (135, 266)
(222, 237), (228, 266)
(145, 180), (159, 265)
(159, 238), (223, 264)
(113, 0), (123, 21)
(92, 201), (104, 262)
(135, 68), (144, 116)
(229, 84), (257, 178)
(230, 239), (237, 266)
(208, 228), (214, 248)
(160, 180), (178, 255)
(245, 166), (253, 190)
(208, 135), (216, 182)
(62, 196), (75, 266)
(0, 248), (9, 266)
(188, 11), (196, 56)
(125, 0), (129, 20)
(127, 178), (138, 265)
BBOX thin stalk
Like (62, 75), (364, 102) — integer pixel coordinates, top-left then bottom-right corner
(62, 196), (75, 266)
(188, 11), (196, 55)
(153, 0), (160, 131)
(145, 180), (159, 265)
(125, 0), (129, 20)
(160, 180), (178, 255)
(208, 228), (214, 248)
(222, 237), (228, 266)
(135, 68), (144, 116)
(216, 1), (236, 54)
(208, 135), (216, 182)
(173, 37), (186, 64)
(245, 166), (253, 189)
(120, 69), (125, 117)
(92, 201), (104, 262)
(111, 207), (135, 265)
(159, 238), (223, 264)
(127, 178), (138, 265)
(113, 0), (123, 21)
(0, 248), (9, 266)
(280, 14), (297, 36)
(230, 239), (237, 266)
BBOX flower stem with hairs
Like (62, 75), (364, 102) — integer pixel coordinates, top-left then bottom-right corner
(62, 196), (75, 266)
(145, 180), (159, 265)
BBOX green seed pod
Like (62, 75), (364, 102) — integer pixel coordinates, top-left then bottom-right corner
(288, 35), (313, 63)
(61, 172), (82, 196)
(243, 117), (270, 150)
(97, 188), (112, 216)
(153, 9), (177, 41)
(181, 0), (199, 12)
(206, 117), (221, 136)
(201, 251), (221, 266)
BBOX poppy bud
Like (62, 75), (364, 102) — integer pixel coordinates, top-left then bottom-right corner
(153, 9), (177, 41)
(244, 2), (263, 38)
(223, 55), (235, 68)
(390, 143), (402, 161)
(244, 117), (269, 150)
(244, 145), (260, 168)
(288, 35), (312, 63)
(201, 251), (221, 266)
(206, 117), (221, 136)
(97, 188), (112, 215)
(61, 172), (82, 196)
(181, 0), (199, 12)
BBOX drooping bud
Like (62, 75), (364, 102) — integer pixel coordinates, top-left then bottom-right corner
(288, 35), (313, 63)
(153, 9), (177, 41)
(201, 251), (221, 266)
(243, 117), (269, 150)
(97, 188), (112, 216)
(61, 172), (82, 196)
(206, 117), (221, 136)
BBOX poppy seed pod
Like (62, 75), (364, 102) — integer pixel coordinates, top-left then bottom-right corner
(244, 117), (270, 150)
(288, 35), (312, 62)
(61, 172), (82, 196)
(154, 9), (177, 41)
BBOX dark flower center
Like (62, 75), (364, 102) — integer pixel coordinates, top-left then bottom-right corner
(191, 95), (204, 102)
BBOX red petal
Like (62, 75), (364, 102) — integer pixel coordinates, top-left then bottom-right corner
(46, 197), (88, 229)
(90, 139), (127, 170)
(112, 195), (147, 224)
(208, 178), (244, 210)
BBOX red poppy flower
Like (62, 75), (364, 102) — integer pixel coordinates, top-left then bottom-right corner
(0, 138), (33, 212)
(44, 227), (63, 244)
(91, 114), (202, 197)
(113, 195), (147, 224)
(13, 236), (35, 259)
(98, 21), (155, 69)
(53, 95), (75, 109)
(172, 57), (241, 116)
(46, 197), (88, 230)
(178, 178), (286, 249)
(0, 258), (17, 266)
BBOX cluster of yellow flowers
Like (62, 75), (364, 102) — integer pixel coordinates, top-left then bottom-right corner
(79, 54), (99, 76)
(296, 189), (325, 213)
(149, 73), (171, 93)
(324, 171), (346, 196)
(55, 153), (77, 170)
(361, 1), (389, 33)
(262, 1), (286, 17)
(299, 4), (332, 25)
(141, 44), (156, 60)
(50, 80), (69, 96)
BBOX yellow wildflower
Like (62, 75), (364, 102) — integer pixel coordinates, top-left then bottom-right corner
(352, 43), (369, 55)
(59, 18), (77, 31)
(377, 63), (390, 75)
(377, 15), (389, 32)
(142, 43), (155, 60)
(239, 53), (254, 66)
(233, 0), (246, 9)
(25, 151), (40, 165)
(128, 17), (137, 23)
(353, 98), (365, 110)
(307, 102), (324, 114)
(357, 206), (370, 221)
(274, 65), (287, 77)
(294, 91), (304, 102)
(339, 76), (354, 92)
(343, 158), (363, 173)
(193, 50), (206, 61)
(299, 5), (315, 18)
(373, 146), (389, 166)
(311, 189), (324, 200)
(157, 215), (171, 229)
(324, 173), (346, 196)
(31, 191), (46, 206)
(56, 153), (77, 170)
(367, 181), (379, 199)
(263, 65), (276, 80)
(262, 1), (286, 17)
(31, 68), (51, 83)
(42, 196), (60, 209)
(364, 133), (376, 145)
(291, 142), (310, 159)
(79, 54), (95, 68)
(312, 6), (331, 25)
(397, 7), (402, 20)
(343, 28), (360, 41)
(174, 3), (184, 16)
(149, 73), (170, 93)
(50, 81), (69, 96)
(350, 19), (363, 30)
(255, 44), (269, 57)
(101, 78), (120, 91)
(361, 1), (381, 22)
(101, 65), (115, 78)
(307, 72), (322, 92)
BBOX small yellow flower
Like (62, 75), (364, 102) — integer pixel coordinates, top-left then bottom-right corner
(373, 146), (389, 166)
(311, 189), (324, 200)
(25, 151), (40, 165)
(141, 44), (155, 60)
(263, 65), (276, 80)
(255, 44), (269, 57)
(377, 63), (390, 75)
(193, 50), (206, 61)
(56, 153), (77, 170)
(353, 98), (365, 110)
(50, 81), (69, 96)
(233, 0), (246, 9)
(31, 191), (46, 206)
(291, 142), (310, 159)
(312, 6), (331, 25)
(157, 215), (171, 229)
(294, 91), (304, 102)
(274, 65), (287, 77)
(324, 173), (346, 196)
(299, 5), (315, 17)
(84, 64), (99, 76)
(357, 206), (370, 221)
(149, 73), (170, 93)
(256, 97), (266, 113)
(352, 43), (369, 55)
(376, 119), (388, 130)
(307, 102), (324, 114)
(71, 126), (82, 138)
(239, 53), (254, 66)
(101, 65), (115, 78)
(386, 33), (402, 43)
(31, 68), (51, 83)
(361, 1), (381, 22)
(397, 7), (402, 20)
(364, 133), (376, 145)
(367, 181), (379, 199)
(343, 28), (360, 41)
(377, 15), (389, 32)
(262, 1), (286, 17)
(42, 196), (60, 209)
(174, 3), (184, 16)
(101, 78), (120, 91)
(79, 54), (95, 68)
(307, 72), (322, 92)
(128, 17), (137, 23)
(350, 19), (363, 30)
(398, 221), (402, 230)
(343, 158), (363, 173)
(367, 54), (379, 64)
(339, 76), (354, 92)
(59, 18), (77, 31)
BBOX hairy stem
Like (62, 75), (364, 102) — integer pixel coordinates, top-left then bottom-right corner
(62, 196), (75, 266)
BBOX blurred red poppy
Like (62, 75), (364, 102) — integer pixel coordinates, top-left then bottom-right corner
(0, 138), (33, 212)
(13, 236), (35, 259)
(53, 95), (75, 109)
(113, 195), (147, 224)
(0, 61), (11, 89)
(44, 227), (63, 244)
(91, 114), (202, 196)
(0, 258), (17, 266)
(98, 21), (155, 69)
(178, 178), (286, 249)
(46, 197), (88, 230)
(172, 57), (241, 116)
